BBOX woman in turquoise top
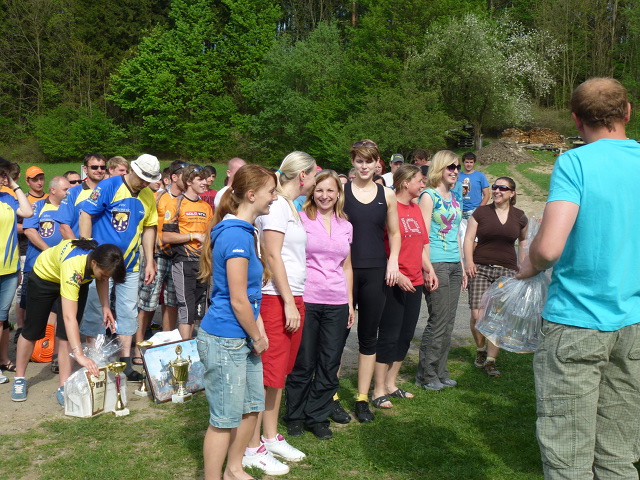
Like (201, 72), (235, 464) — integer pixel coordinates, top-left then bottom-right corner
(415, 150), (467, 391)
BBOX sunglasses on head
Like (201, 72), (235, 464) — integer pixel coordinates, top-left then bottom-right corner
(352, 140), (377, 148)
(68, 179), (82, 185)
(89, 165), (106, 171)
(492, 184), (513, 192)
(446, 163), (461, 172)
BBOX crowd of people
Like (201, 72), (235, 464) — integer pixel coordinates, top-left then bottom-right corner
(2, 76), (637, 480)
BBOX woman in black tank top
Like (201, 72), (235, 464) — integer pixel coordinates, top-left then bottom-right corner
(343, 139), (401, 423)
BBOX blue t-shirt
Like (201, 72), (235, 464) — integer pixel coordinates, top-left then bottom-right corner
(200, 216), (263, 338)
(55, 181), (93, 237)
(542, 138), (640, 331)
(459, 170), (489, 212)
(421, 188), (462, 263)
(82, 175), (157, 272)
(24, 199), (63, 272)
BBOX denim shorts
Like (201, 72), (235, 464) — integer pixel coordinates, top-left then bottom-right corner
(196, 328), (264, 428)
(80, 271), (139, 336)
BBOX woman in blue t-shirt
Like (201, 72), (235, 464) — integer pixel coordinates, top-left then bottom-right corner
(196, 164), (277, 480)
(415, 150), (467, 391)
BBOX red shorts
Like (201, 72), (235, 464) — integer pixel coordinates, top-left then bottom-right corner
(260, 294), (305, 389)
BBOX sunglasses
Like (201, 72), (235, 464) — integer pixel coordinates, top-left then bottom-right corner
(446, 163), (461, 172)
(352, 140), (377, 148)
(68, 179), (82, 185)
(89, 165), (107, 171)
(492, 184), (513, 192)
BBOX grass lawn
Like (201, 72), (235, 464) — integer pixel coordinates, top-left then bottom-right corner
(0, 346), (543, 480)
(13, 161), (229, 192)
(483, 162), (511, 179)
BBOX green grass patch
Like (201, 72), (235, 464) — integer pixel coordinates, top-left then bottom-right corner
(0, 346), (544, 480)
(527, 150), (558, 165)
(483, 162), (511, 179)
(515, 163), (551, 193)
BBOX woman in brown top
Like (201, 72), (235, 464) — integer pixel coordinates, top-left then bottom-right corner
(463, 176), (528, 378)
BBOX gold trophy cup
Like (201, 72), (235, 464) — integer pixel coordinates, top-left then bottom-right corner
(107, 362), (130, 416)
(134, 341), (153, 397)
(168, 345), (192, 403)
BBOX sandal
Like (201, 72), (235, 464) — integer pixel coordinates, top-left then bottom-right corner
(132, 356), (144, 366)
(126, 370), (143, 382)
(0, 362), (16, 372)
(388, 388), (414, 399)
(372, 395), (393, 409)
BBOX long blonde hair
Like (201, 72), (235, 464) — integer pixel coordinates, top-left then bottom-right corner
(198, 165), (276, 285)
(426, 150), (459, 189)
(275, 151), (316, 221)
(302, 169), (348, 221)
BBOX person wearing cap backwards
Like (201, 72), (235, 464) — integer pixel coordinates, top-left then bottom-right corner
(381, 154), (404, 187)
(78, 154), (160, 381)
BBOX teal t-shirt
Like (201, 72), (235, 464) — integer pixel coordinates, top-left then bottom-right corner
(542, 138), (640, 331)
(422, 188), (462, 263)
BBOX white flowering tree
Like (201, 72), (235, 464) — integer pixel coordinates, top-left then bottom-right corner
(408, 14), (561, 150)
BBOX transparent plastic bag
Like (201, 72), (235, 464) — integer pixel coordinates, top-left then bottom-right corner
(476, 272), (550, 353)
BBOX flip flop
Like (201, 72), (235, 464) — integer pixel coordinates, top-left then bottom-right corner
(132, 356), (144, 366)
(0, 362), (16, 372)
(388, 388), (414, 399)
(372, 395), (393, 409)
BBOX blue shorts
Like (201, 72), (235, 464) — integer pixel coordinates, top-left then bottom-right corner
(80, 271), (139, 336)
(196, 329), (264, 428)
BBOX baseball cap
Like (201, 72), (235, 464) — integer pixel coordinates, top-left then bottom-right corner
(26, 166), (44, 178)
(130, 154), (162, 182)
(390, 154), (404, 164)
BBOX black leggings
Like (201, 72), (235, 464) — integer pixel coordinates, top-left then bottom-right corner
(353, 267), (387, 355)
(377, 286), (423, 364)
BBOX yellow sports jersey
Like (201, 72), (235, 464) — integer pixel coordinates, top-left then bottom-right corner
(33, 239), (94, 301)
(0, 191), (20, 275)
(155, 190), (176, 258)
(163, 194), (212, 262)
(82, 175), (158, 272)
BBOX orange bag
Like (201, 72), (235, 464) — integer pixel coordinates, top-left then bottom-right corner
(31, 323), (55, 363)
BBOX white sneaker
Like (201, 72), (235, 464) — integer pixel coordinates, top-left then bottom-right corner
(242, 444), (290, 475)
(0, 373), (8, 384)
(262, 433), (306, 461)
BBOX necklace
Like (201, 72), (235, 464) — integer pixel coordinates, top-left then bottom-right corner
(352, 182), (375, 193)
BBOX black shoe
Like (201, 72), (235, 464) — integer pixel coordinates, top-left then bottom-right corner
(354, 401), (374, 423)
(329, 400), (352, 424)
(125, 369), (143, 382)
(307, 423), (333, 440)
(287, 421), (304, 437)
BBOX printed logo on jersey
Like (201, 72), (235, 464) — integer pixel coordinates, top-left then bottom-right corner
(70, 271), (83, 285)
(111, 209), (130, 232)
(89, 189), (100, 202)
(39, 221), (55, 238)
(185, 211), (207, 217)
(400, 217), (422, 234)
(164, 210), (171, 220)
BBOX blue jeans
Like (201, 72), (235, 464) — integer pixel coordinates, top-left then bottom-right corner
(0, 272), (18, 323)
(196, 329), (264, 428)
(80, 271), (139, 336)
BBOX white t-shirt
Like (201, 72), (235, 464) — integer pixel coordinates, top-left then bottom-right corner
(213, 185), (229, 209)
(255, 195), (307, 296)
(381, 171), (394, 187)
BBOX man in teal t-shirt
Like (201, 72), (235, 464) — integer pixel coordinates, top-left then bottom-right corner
(519, 78), (640, 479)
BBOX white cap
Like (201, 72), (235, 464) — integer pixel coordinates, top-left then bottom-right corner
(130, 154), (161, 182)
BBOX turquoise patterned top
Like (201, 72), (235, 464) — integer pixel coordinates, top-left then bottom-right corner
(421, 188), (462, 263)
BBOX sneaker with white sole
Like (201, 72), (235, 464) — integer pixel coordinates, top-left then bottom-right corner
(11, 378), (27, 402)
(242, 444), (290, 475)
(262, 433), (306, 461)
(0, 373), (8, 384)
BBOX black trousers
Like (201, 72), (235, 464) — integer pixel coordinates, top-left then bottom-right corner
(22, 273), (89, 342)
(284, 303), (349, 427)
(376, 286), (423, 364)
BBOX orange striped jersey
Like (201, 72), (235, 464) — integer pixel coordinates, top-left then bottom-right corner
(27, 192), (48, 205)
(162, 194), (212, 262)
(154, 190), (177, 258)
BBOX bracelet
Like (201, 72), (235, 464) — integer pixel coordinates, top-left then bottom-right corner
(12, 186), (21, 191)
(189, 233), (193, 242)
(71, 344), (82, 353)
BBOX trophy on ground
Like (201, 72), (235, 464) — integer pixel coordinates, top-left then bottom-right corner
(107, 361), (130, 416)
(168, 344), (192, 403)
(134, 340), (153, 397)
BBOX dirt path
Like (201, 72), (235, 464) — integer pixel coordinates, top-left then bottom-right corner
(480, 165), (547, 219)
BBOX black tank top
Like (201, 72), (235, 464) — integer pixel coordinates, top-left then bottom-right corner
(344, 183), (388, 268)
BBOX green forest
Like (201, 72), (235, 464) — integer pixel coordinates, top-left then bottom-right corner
(1, 0), (639, 170)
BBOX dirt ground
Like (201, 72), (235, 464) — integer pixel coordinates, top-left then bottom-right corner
(1, 168), (548, 434)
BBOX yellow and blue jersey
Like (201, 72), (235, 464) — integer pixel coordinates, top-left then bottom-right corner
(82, 175), (157, 272)
(0, 191), (19, 275)
(33, 239), (94, 301)
(24, 198), (63, 272)
(56, 181), (93, 237)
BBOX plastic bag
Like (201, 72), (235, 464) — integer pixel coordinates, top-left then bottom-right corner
(64, 334), (126, 417)
(476, 272), (550, 353)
